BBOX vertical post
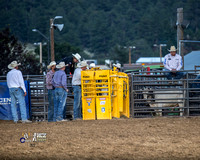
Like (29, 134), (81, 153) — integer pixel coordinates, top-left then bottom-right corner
(40, 42), (42, 74)
(159, 45), (162, 63)
(177, 8), (184, 69)
(129, 47), (131, 65)
(50, 19), (55, 61)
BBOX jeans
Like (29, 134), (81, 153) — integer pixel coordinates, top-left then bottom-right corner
(62, 91), (68, 119)
(9, 88), (27, 122)
(48, 89), (54, 122)
(73, 86), (82, 119)
(163, 69), (185, 80)
(53, 88), (67, 121)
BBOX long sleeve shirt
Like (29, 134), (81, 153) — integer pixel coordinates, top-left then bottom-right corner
(72, 68), (82, 85)
(6, 69), (26, 92)
(52, 70), (68, 90)
(163, 53), (183, 71)
(46, 70), (55, 89)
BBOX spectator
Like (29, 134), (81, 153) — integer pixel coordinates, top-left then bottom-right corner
(46, 61), (56, 122)
(6, 61), (32, 123)
(163, 46), (184, 80)
(52, 62), (68, 122)
(72, 61), (87, 120)
(114, 63), (121, 72)
(57, 53), (81, 74)
(89, 63), (95, 69)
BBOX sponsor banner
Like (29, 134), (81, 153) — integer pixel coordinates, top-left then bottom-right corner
(0, 81), (31, 120)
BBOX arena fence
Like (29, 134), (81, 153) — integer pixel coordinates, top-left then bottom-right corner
(0, 75), (73, 121)
(129, 70), (200, 118)
(1, 69), (200, 120)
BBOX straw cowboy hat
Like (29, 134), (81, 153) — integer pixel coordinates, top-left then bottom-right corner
(114, 63), (121, 69)
(8, 61), (21, 69)
(56, 62), (68, 69)
(168, 46), (177, 52)
(72, 53), (81, 62)
(77, 61), (87, 68)
(47, 61), (56, 69)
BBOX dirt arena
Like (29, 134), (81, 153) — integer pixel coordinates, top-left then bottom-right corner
(1, 117), (200, 160)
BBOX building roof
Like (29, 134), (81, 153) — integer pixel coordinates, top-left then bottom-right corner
(184, 51), (200, 70)
(136, 57), (164, 63)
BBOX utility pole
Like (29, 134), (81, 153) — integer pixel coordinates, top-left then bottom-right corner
(40, 42), (42, 74)
(50, 18), (55, 61)
(177, 8), (184, 68)
(129, 47), (131, 65)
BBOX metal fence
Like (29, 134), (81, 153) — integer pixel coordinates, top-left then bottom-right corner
(129, 70), (200, 117)
(0, 75), (74, 121)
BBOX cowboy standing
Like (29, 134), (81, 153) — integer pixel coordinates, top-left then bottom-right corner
(6, 61), (32, 123)
(72, 61), (87, 120)
(46, 61), (56, 122)
(57, 53), (81, 74)
(52, 62), (68, 122)
(163, 46), (184, 80)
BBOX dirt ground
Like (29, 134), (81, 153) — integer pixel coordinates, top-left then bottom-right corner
(1, 117), (200, 160)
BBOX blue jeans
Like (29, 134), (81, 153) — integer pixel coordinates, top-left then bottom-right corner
(163, 69), (185, 80)
(53, 88), (67, 121)
(73, 86), (82, 119)
(48, 89), (54, 122)
(62, 91), (68, 119)
(9, 88), (27, 122)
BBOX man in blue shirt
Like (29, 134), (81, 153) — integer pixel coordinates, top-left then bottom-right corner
(52, 62), (68, 122)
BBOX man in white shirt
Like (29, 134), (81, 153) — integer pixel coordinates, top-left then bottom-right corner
(7, 61), (32, 123)
(72, 61), (87, 120)
(163, 46), (184, 80)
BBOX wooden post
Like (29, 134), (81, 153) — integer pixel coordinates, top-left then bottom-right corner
(129, 47), (131, 65)
(50, 19), (55, 61)
(177, 8), (184, 68)
(159, 45), (162, 63)
(40, 42), (42, 74)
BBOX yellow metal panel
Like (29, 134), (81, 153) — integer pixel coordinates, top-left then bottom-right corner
(96, 97), (112, 119)
(82, 97), (96, 120)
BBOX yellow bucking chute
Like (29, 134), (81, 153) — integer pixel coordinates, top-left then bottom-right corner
(81, 67), (129, 120)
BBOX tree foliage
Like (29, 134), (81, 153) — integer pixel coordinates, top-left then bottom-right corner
(0, 28), (40, 75)
(1, 0), (200, 64)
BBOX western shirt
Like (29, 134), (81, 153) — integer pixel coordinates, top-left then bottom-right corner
(46, 70), (55, 89)
(163, 53), (183, 71)
(7, 69), (26, 92)
(72, 68), (82, 86)
(52, 70), (67, 90)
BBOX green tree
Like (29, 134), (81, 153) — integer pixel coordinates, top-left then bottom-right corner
(0, 27), (40, 75)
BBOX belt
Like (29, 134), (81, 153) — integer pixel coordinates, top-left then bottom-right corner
(55, 86), (63, 88)
(73, 85), (81, 87)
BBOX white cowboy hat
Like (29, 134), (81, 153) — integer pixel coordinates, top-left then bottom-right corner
(56, 62), (68, 69)
(77, 61), (87, 68)
(8, 61), (21, 69)
(168, 46), (177, 52)
(114, 63), (121, 69)
(47, 61), (56, 69)
(89, 63), (95, 68)
(72, 53), (81, 62)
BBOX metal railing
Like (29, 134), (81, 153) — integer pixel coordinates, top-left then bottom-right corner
(129, 70), (200, 117)
(0, 75), (74, 121)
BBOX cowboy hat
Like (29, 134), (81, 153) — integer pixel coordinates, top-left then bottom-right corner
(47, 61), (56, 69)
(77, 61), (87, 68)
(56, 62), (68, 69)
(168, 46), (177, 52)
(89, 63), (95, 68)
(114, 63), (121, 69)
(72, 53), (81, 62)
(8, 61), (21, 69)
